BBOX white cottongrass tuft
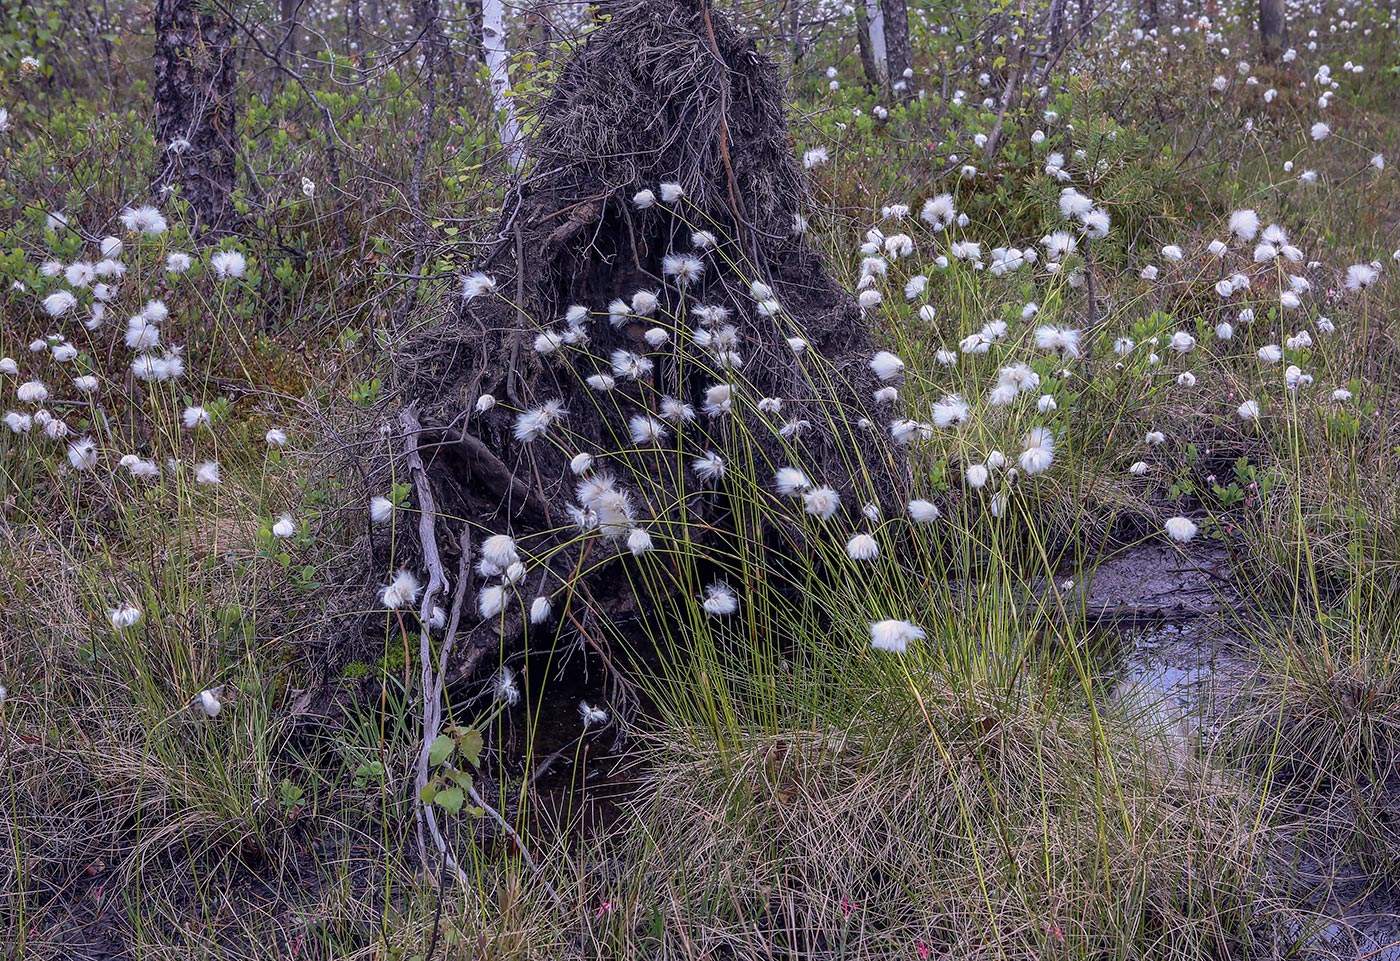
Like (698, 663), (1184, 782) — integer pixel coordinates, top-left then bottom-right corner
(908, 499), (941, 523)
(181, 405), (211, 429)
(482, 534), (519, 568)
(1035, 325), (1081, 358)
(1019, 427), (1055, 474)
(66, 437), (97, 471)
(210, 250), (247, 279)
(692, 451), (725, 482)
(513, 400), (567, 442)
(845, 533), (880, 561)
(120, 205), (168, 235)
(4, 411), (32, 433)
(702, 581), (738, 616)
(869, 351), (905, 382)
(109, 602), (142, 629)
(462, 272), (497, 299)
(662, 253), (704, 286)
(1163, 516), (1198, 543)
(478, 585), (507, 619)
(869, 619), (925, 654)
(381, 569), (421, 609)
(803, 486), (841, 520)
(1227, 209), (1260, 242)
(774, 467), (811, 496)
(43, 290), (77, 317)
(17, 380), (48, 403)
(628, 415), (667, 446)
(626, 527), (654, 556)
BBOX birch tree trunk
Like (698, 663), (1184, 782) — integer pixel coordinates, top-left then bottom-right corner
(152, 0), (239, 234)
(1049, 0), (1067, 54)
(1259, 0), (1287, 61)
(483, 0), (523, 168)
(867, 0), (887, 85)
(880, 0), (912, 99)
(279, 0), (299, 58)
(855, 3), (880, 91)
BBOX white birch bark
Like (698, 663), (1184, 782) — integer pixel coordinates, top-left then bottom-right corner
(483, 0), (523, 168)
(866, 0), (888, 84)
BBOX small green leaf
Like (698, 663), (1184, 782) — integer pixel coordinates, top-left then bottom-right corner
(457, 727), (484, 767)
(429, 734), (454, 766)
(419, 783), (437, 804)
(434, 787), (465, 815)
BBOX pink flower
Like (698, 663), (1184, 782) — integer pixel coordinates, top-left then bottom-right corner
(595, 900), (616, 921)
(915, 941), (931, 960)
(840, 897), (861, 920)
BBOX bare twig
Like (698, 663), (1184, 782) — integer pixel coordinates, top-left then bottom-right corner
(467, 783), (561, 905)
(403, 403), (470, 888)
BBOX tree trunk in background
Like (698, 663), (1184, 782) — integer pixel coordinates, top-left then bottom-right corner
(854, 3), (879, 91)
(855, 0), (886, 90)
(1078, 0), (1093, 37)
(279, 0), (299, 58)
(1141, 0), (1158, 30)
(1048, 0), (1067, 53)
(880, 0), (912, 98)
(1259, 0), (1286, 60)
(786, 0), (802, 78)
(866, 0), (887, 84)
(465, 0), (485, 60)
(152, 0), (239, 234)
(483, 0), (523, 168)
(348, 0), (363, 59)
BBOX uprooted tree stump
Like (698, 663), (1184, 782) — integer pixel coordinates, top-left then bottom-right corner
(342, 0), (913, 704)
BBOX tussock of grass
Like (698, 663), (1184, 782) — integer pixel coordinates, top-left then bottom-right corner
(597, 673), (1276, 959)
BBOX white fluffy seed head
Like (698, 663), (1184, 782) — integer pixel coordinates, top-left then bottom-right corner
(1163, 516), (1198, 543)
(869, 619), (925, 654)
(869, 350), (905, 382)
(478, 584), (506, 618)
(482, 534), (519, 568)
(702, 581), (738, 616)
(530, 595), (553, 624)
(908, 499), (941, 523)
(845, 533), (880, 561)
(803, 486), (841, 520)
(626, 527), (654, 555)
(774, 467), (811, 496)
(381, 569), (421, 610)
